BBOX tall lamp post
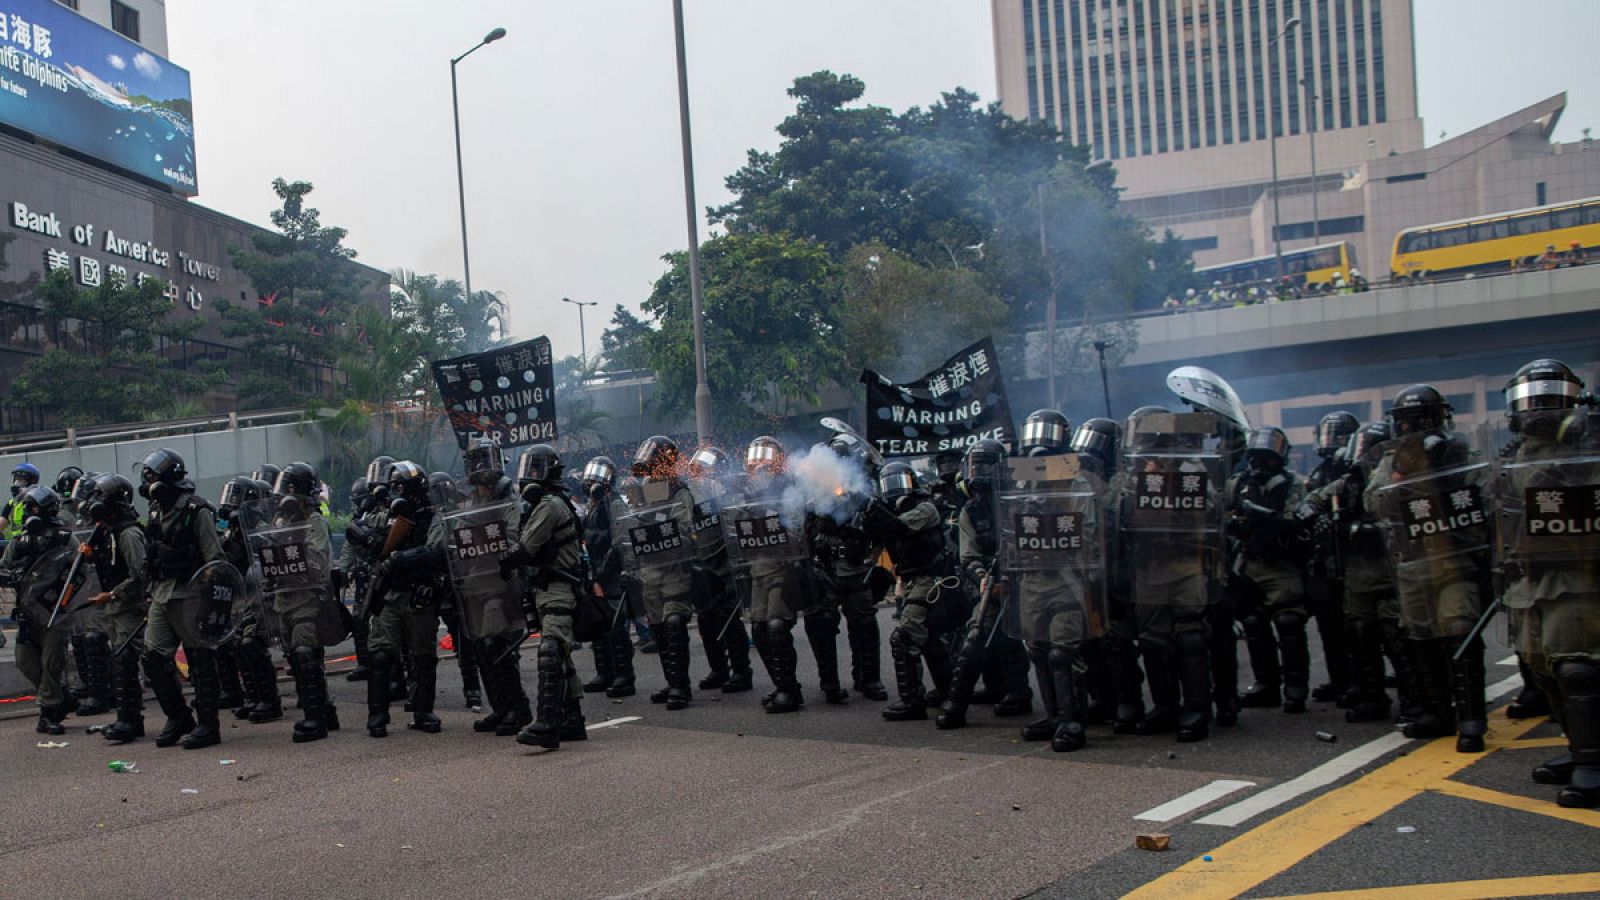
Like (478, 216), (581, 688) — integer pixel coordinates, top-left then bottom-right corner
(672, 0), (713, 443)
(451, 26), (507, 304)
(1301, 75), (1320, 245)
(562, 297), (598, 363)
(1036, 159), (1111, 411)
(1268, 17), (1301, 281)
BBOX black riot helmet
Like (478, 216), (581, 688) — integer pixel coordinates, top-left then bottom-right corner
(349, 476), (370, 509)
(932, 450), (963, 482)
(1387, 384), (1452, 436)
(878, 461), (920, 504)
(516, 444), (564, 486)
(21, 484), (60, 534)
(1346, 422), (1393, 468)
(1124, 405), (1170, 453)
(688, 447), (733, 480)
(217, 476), (261, 516)
(745, 436), (786, 476)
(961, 439), (1007, 491)
(428, 471), (464, 508)
(87, 474), (136, 524)
(1315, 412), (1360, 457)
(388, 460), (430, 507)
(632, 435), (680, 480)
(464, 436), (505, 487)
(274, 461), (319, 498)
(250, 463), (282, 488)
(1020, 409), (1071, 456)
(1245, 426), (1292, 471)
(581, 456), (617, 491)
(53, 466), (84, 499)
(365, 455), (397, 487)
(1505, 358), (1587, 438)
(825, 433), (878, 478)
(138, 447), (187, 485)
(1070, 418), (1122, 473)
(69, 471), (102, 507)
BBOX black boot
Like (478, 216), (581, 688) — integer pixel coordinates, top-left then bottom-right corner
(1081, 640), (1117, 725)
(76, 632), (113, 716)
(456, 630), (483, 710)
(1240, 613), (1281, 708)
(847, 614), (888, 701)
(103, 647), (145, 743)
(720, 613), (754, 694)
(473, 638), (508, 733)
(289, 645), (331, 743)
(882, 629), (929, 721)
(697, 609), (731, 690)
(764, 620), (804, 714)
(245, 641), (285, 722)
(609, 625), (639, 697)
(659, 615), (693, 710)
(215, 640), (246, 712)
(181, 647), (223, 750)
(936, 623), (987, 730)
(1021, 646), (1057, 741)
(144, 651), (194, 748)
(69, 634), (91, 701)
(559, 696), (588, 742)
(1134, 639), (1180, 735)
(1554, 661), (1600, 809)
(1174, 631), (1211, 743)
(517, 639), (569, 749)
(347, 614), (371, 681)
(1344, 618), (1393, 723)
(495, 655), (534, 737)
(993, 639), (1035, 717)
(1506, 657), (1552, 720)
(1208, 605), (1240, 726)
(408, 655), (442, 733)
(805, 609), (848, 704)
(1534, 753), (1574, 785)
(1105, 636), (1146, 734)
(923, 632), (954, 706)
(585, 633), (616, 693)
(1448, 635), (1487, 753)
(1276, 610), (1311, 714)
(1310, 595), (1350, 703)
(751, 621), (776, 708)
(1402, 639), (1456, 739)
(36, 706), (66, 735)
(366, 650), (392, 738)
(1383, 621), (1424, 724)
(1049, 647), (1086, 752)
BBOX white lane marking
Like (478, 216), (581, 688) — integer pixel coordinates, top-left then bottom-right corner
(588, 716), (642, 730)
(1197, 731), (1412, 827)
(1134, 779), (1257, 822)
(1486, 673), (1523, 702)
(1497, 654), (1519, 667)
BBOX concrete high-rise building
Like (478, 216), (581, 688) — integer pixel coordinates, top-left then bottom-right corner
(53, 0), (168, 56)
(992, 0), (1426, 265)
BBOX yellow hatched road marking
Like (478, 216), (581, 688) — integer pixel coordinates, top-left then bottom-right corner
(1252, 872), (1600, 900)
(1428, 779), (1600, 828)
(1125, 710), (1567, 900)
(1504, 736), (1569, 749)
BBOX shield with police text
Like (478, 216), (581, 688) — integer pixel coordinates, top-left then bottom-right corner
(442, 501), (526, 646)
(247, 522), (325, 597)
(1493, 449), (1600, 656)
(172, 560), (250, 649)
(999, 457), (1109, 641)
(1375, 430), (1492, 638)
(1120, 410), (1228, 606)
(720, 494), (815, 620)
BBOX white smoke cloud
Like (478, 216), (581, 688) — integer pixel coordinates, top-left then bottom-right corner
(132, 52), (162, 80)
(106, 54), (126, 70)
(778, 444), (873, 528)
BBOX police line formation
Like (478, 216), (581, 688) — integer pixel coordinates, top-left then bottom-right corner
(2, 358), (1596, 810)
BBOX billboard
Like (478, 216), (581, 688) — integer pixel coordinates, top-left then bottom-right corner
(0, 0), (195, 195)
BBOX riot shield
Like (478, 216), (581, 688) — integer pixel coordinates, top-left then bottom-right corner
(23, 544), (100, 633)
(1167, 366), (1251, 432)
(686, 478), (730, 561)
(720, 494), (815, 619)
(1374, 431), (1492, 638)
(171, 560), (251, 649)
(68, 528), (109, 635)
(1120, 410), (1228, 605)
(247, 522), (325, 597)
(997, 456), (1109, 641)
(1495, 452), (1600, 568)
(619, 481), (699, 621)
(441, 501), (526, 648)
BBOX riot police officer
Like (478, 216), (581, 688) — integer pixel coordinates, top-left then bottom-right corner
(266, 462), (340, 742)
(1072, 417), (1146, 733)
(1495, 360), (1599, 806)
(628, 436), (699, 710)
(339, 455), (396, 683)
(503, 445), (589, 750)
(217, 476), (284, 724)
(1229, 427), (1310, 713)
(58, 468), (112, 717)
(735, 437), (812, 713)
(684, 447), (754, 695)
(579, 456), (637, 698)
(81, 475), (149, 743)
(862, 462), (957, 721)
(4, 462), (41, 538)
(1305, 412), (1360, 704)
(809, 434), (887, 701)
(1367, 385), (1490, 753)
(363, 461), (445, 737)
(0, 486), (77, 733)
(137, 448), (227, 749)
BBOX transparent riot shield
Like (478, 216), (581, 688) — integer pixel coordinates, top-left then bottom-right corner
(1375, 430), (1493, 639)
(686, 478), (730, 561)
(247, 522), (325, 596)
(441, 501), (526, 650)
(619, 481), (699, 621)
(171, 560), (250, 649)
(997, 456), (1109, 641)
(1493, 451), (1600, 653)
(1120, 410), (1228, 605)
(68, 528), (109, 636)
(720, 493), (814, 620)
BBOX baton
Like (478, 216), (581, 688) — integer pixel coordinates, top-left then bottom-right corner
(112, 612), (149, 658)
(1453, 594), (1503, 661)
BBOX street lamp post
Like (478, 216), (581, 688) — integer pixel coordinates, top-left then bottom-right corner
(672, 0), (713, 443)
(1268, 17), (1301, 281)
(1092, 340), (1113, 419)
(562, 297), (598, 363)
(1036, 159), (1111, 411)
(450, 26), (507, 304)
(1302, 75), (1320, 245)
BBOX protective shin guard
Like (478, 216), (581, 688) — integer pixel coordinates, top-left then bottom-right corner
(765, 620), (803, 714)
(1382, 620), (1423, 722)
(1081, 640), (1116, 725)
(847, 615), (887, 700)
(73, 632), (113, 715)
(1104, 637), (1147, 734)
(610, 626), (639, 697)
(1174, 631), (1212, 743)
(1240, 613), (1282, 708)
(720, 614), (753, 693)
(1311, 602), (1350, 701)
(994, 639), (1035, 716)
(1275, 611), (1311, 713)
(347, 615), (371, 681)
(180, 648), (222, 749)
(143, 651), (194, 747)
(456, 634), (482, 707)
(70, 634), (90, 699)
(103, 648), (145, 743)
(1344, 618), (1392, 722)
(1208, 605), (1240, 726)
(1402, 639), (1456, 739)
(1048, 646), (1086, 752)
(922, 632), (954, 703)
(1448, 635), (1487, 753)
(660, 616), (693, 710)
(1554, 661), (1600, 808)
(936, 625), (987, 729)
(214, 641), (245, 711)
(1134, 639), (1180, 735)
(1022, 645), (1058, 741)
(697, 611), (731, 689)
(804, 609), (847, 703)
(408, 655), (442, 732)
(365, 650), (392, 737)
(518, 639), (569, 749)
(289, 646), (330, 743)
(882, 629), (928, 721)
(1506, 656), (1553, 720)
(585, 633), (615, 693)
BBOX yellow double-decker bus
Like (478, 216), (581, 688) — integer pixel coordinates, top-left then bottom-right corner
(1390, 196), (1600, 280)
(1195, 241), (1355, 288)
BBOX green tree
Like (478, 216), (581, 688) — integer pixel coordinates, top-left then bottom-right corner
(599, 304), (653, 372)
(642, 233), (843, 436)
(217, 178), (380, 406)
(11, 271), (220, 426)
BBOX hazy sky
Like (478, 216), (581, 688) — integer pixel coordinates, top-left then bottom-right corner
(166, 0), (1598, 361)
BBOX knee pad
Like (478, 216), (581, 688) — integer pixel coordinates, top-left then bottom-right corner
(537, 638), (564, 673)
(1347, 617), (1377, 643)
(1240, 612), (1270, 637)
(1026, 643), (1050, 668)
(1047, 646), (1077, 672)
(767, 617), (791, 636)
(1137, 637), (1167, 660)
(663, 612), (690, 631)
(1173, 631), (1208, 658)
(368, 649), (395, 673)
(290, 645), (320, 668)
(889, 627), (914, 653)
(141, 650), (173, 674)
(1555, 660), (1600, 695)
(1272, 610), (1307, 634)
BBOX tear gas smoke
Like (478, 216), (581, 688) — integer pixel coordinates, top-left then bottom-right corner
(778, 444), (874, 529)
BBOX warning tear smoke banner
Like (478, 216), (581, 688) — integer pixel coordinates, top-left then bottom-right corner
(861, 336), (1016, 457)
(431, 336), (557, 450)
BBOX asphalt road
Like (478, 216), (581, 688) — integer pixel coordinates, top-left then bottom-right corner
(3, 610), (1595, 899)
